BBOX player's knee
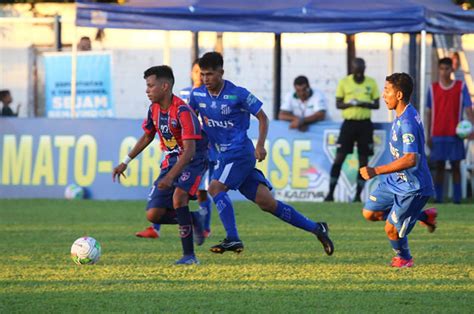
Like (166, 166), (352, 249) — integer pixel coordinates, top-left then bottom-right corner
(208, 181), (225, 197)
(172, 189), (189, 209)
(384, 221), (399, 240)
(146, 208), (164, 223)
(362, 209), (376, 221)
(362, 209), (385, 221)
(197, 190), (208, 202)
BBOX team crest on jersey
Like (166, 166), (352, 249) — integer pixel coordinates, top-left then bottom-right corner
(171, 119), (178, 128)
(211, 101), (217, 109)
(402, 133), (415, 144)
(160, 124), (170, 134)
(180, 171), (191, 181)
(221, 104), (231, 115)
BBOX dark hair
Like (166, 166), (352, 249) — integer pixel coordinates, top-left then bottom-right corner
(199, 52), (223, 70)
(192, 58), (200, 67)
(0, 90), (10, 101)
(385, 73), (413, 103)
(143, 65), (175, 86)
(439, 57), (453, 67)
(294, 75), (309, 86)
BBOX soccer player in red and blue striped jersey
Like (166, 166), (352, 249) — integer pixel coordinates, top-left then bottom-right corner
(113, 65), (208, 265)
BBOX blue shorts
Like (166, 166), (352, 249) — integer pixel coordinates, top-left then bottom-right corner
(146, 157), (207, 210)
(431, 136), (465, 161)
(198, 160), (216, 191)
(213, 152), (272, 202)
(364, 182), (429, 238)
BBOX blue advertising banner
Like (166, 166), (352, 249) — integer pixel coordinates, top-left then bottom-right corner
(0, 119), (391, 201)
(44, 52), (114, 118)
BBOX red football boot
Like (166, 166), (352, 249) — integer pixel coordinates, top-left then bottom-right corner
(391, 256), (414, 268)
(135, 226), (160, 239)
(419, 207), (437, 233)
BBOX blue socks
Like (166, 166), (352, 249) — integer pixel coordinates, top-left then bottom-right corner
(417, 210), (428, 222)
(199, 198), (212, 231)
(390, 237), (411, 260)
(273, 201), (318, 233)
(153, 223), (161, 232)
(176, 206), (194, 256)
(453, 183), (461, 204)
(214, 192), (240, 241)
(434, 183), (443, 203)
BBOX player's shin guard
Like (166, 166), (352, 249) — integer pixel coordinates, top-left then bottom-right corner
(176, 206), (194, 256)
(452, 183), (461, 204)
(214, 192), (240, 241)
(273, 201), (317, 232)
(199, 198), (212, 231)
(389, 237), (411, 260)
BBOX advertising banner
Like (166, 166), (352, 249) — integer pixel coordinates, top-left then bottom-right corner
(0, 119), (391, 201)
(44, 52), (114, 118)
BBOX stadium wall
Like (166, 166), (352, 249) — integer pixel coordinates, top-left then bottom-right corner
(0, 118), (392, 202)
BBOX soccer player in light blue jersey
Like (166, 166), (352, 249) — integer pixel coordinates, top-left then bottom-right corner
(189, 52), (334, 255)
(359, 73), (437, 268)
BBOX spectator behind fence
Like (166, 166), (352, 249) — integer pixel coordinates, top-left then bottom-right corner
(426, 57), (474, 204)
(0, 90), (21, 117)
(279, 75), (328, 132)
(77, 36), (92, 51)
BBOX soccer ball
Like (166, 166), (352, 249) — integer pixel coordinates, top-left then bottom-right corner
(71, 237), (101, 265)
(64, 184), (84, 199)
(456, 120), (473, 139)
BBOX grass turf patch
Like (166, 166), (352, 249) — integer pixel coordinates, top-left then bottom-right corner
(0, 199), (473, 312)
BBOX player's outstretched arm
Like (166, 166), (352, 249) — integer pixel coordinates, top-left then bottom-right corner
(359, 153), (417, 180)
(112, 132), (154, 183)
(255, 110), (268, 162)
(158, 139), (196, 189)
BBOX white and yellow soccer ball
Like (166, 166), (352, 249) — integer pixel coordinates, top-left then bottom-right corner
(456, 120), (473, 139)
(64, 184), (84, 200)
(71, 237), (101, 265)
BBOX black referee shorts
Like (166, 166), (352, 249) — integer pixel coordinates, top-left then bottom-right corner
(336, 119), (374, 156)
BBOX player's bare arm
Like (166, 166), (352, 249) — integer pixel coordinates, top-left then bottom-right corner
(158, 139), (196, 189)
(359, 152), (417, 180)
(112, 132), (154, 183)
(255, 109), (269, 162)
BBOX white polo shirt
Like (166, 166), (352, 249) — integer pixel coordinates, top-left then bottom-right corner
(281, 88), (328, 119)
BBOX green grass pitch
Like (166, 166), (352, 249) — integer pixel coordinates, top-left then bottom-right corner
(0, 199), (473, 312)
